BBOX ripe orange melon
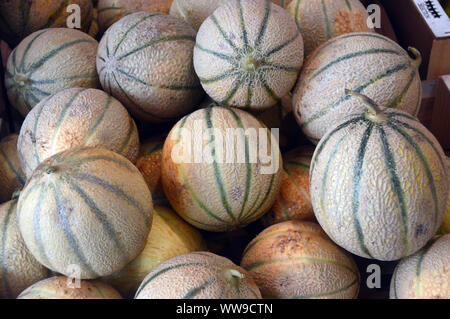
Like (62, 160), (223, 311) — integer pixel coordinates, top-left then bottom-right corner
(17, 88), (139, 178)
(293, 32), (422, 144)
(262, 146), (315, 226)
(310, 92), (448, 260)
(0, 0), (93, 47)
(104, 205), (206, 297)
(136, 136), (167, 205)
(135, 252), (261, 299)
(88, 8), (100, 39)
(287, 0), (371, 56)
(193, 0), (304, 111)
(97, 11), (203, 122)
(0, 135), (25, 203)
(0, 200), (49, 299)
(5, 28), (99, 117)
(98, 0), (174, 33)
(161, 106), (283, 232)
(241, 221), (360, 298)
(18, 276), (122, 299)
(17, 148), (153, 279)
(390, 235), (450, 299)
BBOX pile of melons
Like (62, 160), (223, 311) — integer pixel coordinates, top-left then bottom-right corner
(0, 0), (448, 300)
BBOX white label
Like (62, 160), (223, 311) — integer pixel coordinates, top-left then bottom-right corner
(412, 0), (450, 38)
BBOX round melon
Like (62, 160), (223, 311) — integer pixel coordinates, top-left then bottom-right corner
(439, 157), (450, 234)
(0, 200), (49, 299)
(5, 28), (99, 117)
(98, 0), (174, 33)
(135, 251), (261, 299)
(89, 8), (100, 39)
(136, 136), (167, 205)
(17, 147), (153, 279)
(18, 276), (122, 299)
(0, 0), (93, 47)
(0, 135), (25, 203)
(161, 106), (283, 232)
(97, 11), (203, 122)
(310, 91), (449, 261)
(287, 0), (371, 57)
(170, 0), (292, 31)
(17, 87), (139, 178)
(390, 235), (450, 299)
(193, 0), (304, 111)
(262, 146), (315, 226)
(293, 32), (422, 144)
(241, 220), (360, 298)
(104, 205), (206, 297)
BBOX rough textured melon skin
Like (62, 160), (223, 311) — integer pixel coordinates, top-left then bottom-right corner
(5, 28), (99, 117)
(135, 252), (261, 299)
(0, 0), (93, 48)
(0, 200), (49, 299)
(17, 88), (140, 178)
(161, 106), (283, 232)
(261, 147), (315, 226)
(287, 0), (371, 57)
(170, 0), (292, 31)
(193, 0), (304, 111)
(104, 205), (206, 297)
(241, 221), (360, 299)
(0, 135), (25, 203)
(136, 136), (167, 205)
(98, 0), (173, 33)
(310, 106), (448, 261)
(17, 148), (153, 279)
(97, 11), (203, 122)
(293, 32), (422, 144)
(390, 235), (450, 299)
(18, 276), (122, 299)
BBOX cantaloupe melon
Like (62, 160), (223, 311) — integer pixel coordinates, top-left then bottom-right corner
(390, 235), (450, 299)
(98, 0), (174, 33)
(5, 28), (99, 117)
(293, 32), (422, 144)
(104, 205), (206, 297)
(136, 136), (167, 205)
(287, 0), (371, 57)
(170, 0), (292, 31)
(18, 276), (122, 299)
(0, 0), (93, 47)
(310, 91), (449, 261)
(0, 135), (25, 203)
(261, 146), (314, 226)
(193, 0), (304, 111)
(17, 88), (139, 178)
(97, 11), (203, 122)
(241, 221), (360, 298)
(17, 147), (153, 279)
(135, 252), (261, 299)
(161, 106), (283, 232)
(0, 200), (49, 299)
